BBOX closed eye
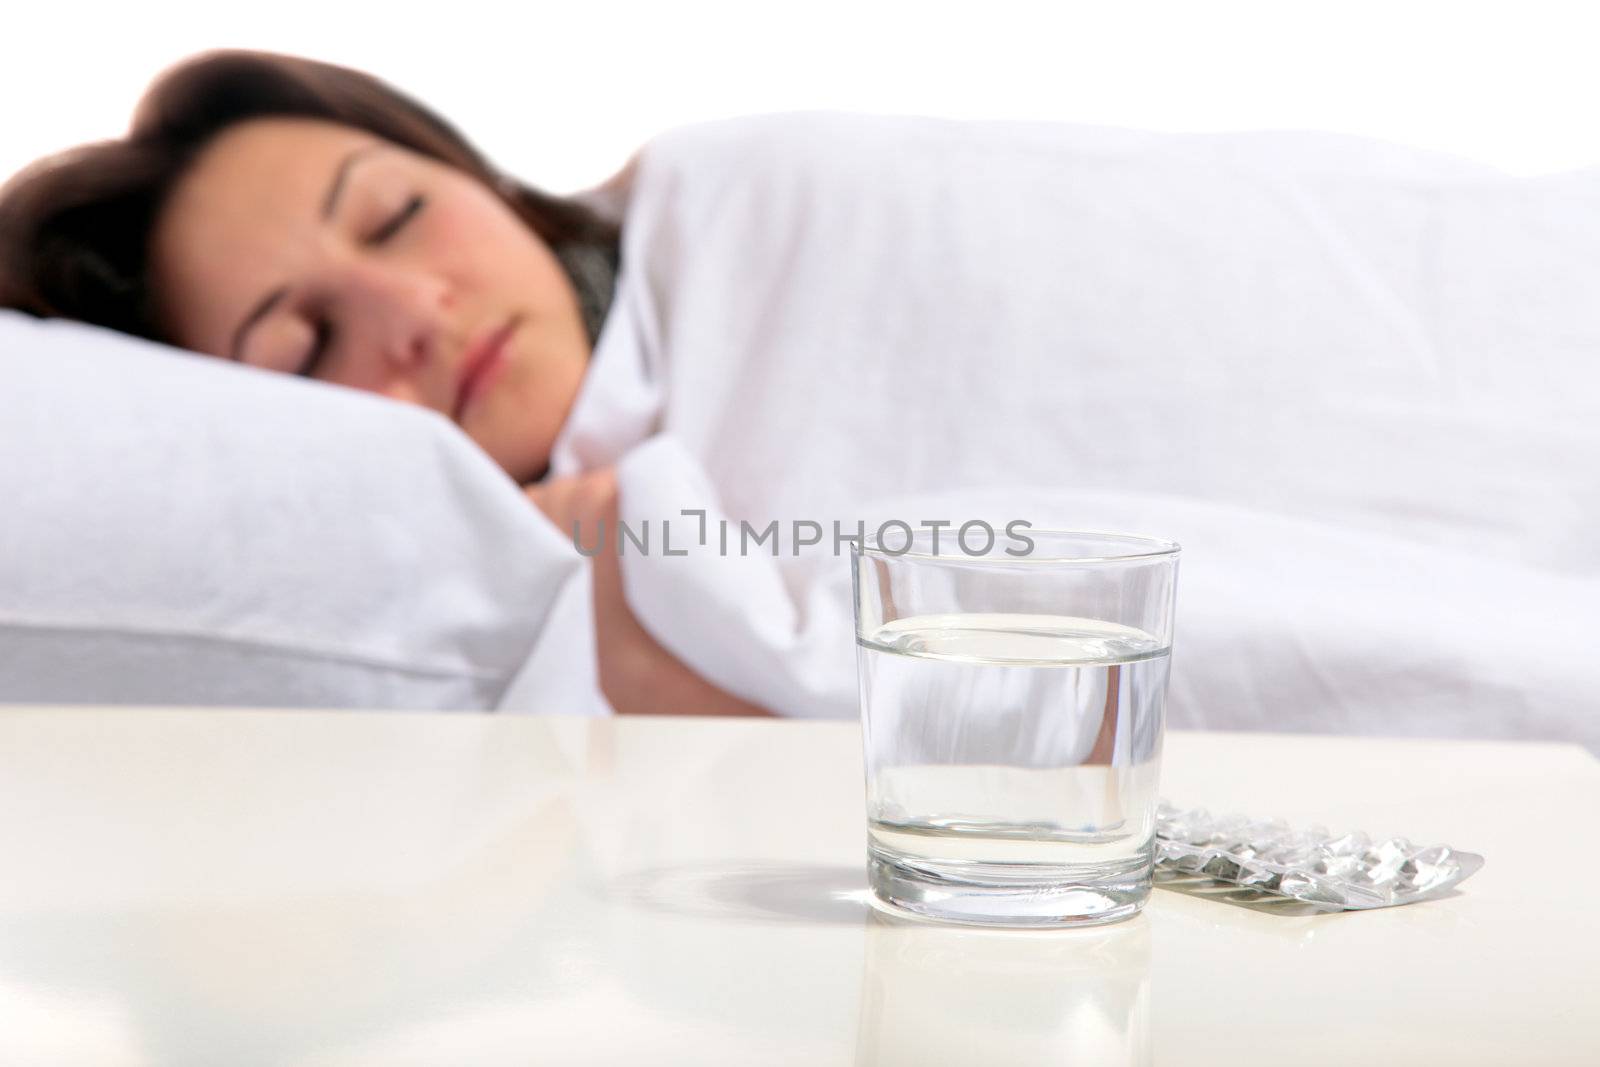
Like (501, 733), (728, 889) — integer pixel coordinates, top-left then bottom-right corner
(367, 194), (426, 245)
(297, 318), (334, 379)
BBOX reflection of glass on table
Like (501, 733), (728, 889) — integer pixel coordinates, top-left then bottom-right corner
(855, 906), (1153, 1065)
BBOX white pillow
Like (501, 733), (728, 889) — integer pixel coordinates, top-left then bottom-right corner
(0, 310), (584, 710)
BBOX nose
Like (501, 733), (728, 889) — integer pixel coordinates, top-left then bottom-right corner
(335, 261), (454, 396)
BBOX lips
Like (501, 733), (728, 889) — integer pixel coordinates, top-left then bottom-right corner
(452, 315), (522, 422)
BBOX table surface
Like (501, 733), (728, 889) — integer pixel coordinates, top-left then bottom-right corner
(0, 707), (1594, 1067)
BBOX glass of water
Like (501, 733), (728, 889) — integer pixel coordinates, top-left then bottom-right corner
(852, 528), (1180, 927)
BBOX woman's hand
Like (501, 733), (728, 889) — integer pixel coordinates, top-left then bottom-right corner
(524, 467), (619, 553)
(524, 471), (773, 718)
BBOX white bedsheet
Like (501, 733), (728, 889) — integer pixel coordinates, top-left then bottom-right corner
(538, 113), (1600, 747)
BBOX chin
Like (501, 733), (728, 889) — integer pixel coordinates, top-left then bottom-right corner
(496, 448), (548, 487)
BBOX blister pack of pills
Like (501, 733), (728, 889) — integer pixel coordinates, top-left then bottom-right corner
(1155, 802), (1484, 910)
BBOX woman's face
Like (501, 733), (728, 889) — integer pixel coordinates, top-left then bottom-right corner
(150, 116), (590, 484)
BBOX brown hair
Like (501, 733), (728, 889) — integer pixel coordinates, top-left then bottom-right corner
(0, 49), (620, 344)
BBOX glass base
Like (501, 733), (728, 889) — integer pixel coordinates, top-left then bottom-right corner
(868, 848), (1152, 928)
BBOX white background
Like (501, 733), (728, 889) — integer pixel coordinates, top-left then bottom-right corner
(4, 0), (1597, 192)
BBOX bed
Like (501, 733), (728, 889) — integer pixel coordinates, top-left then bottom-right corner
(4, 113), (1596, 748)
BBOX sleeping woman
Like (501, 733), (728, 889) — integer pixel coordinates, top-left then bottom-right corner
(0, 48), (768, 718)
(8, 49), (1578, 743)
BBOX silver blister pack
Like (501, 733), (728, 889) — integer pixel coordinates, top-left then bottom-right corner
(1155, 801), (1485, 910)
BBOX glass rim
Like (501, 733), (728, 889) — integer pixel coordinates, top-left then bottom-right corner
(852, 526), (1181, 564)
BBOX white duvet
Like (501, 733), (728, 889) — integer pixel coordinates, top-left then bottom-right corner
(521, 113), (1600, 749)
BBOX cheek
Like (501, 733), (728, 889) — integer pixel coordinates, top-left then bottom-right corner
(152, 253), (255, 357)
(427, 191), (565, 291)
(406, 199), (484, 283)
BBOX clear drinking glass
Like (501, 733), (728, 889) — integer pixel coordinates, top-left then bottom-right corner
(852, 528), (1180, 926)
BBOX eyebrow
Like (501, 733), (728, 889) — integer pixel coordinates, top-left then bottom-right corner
(228, 144), (382, 362)
(322, 143), (381, 221)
